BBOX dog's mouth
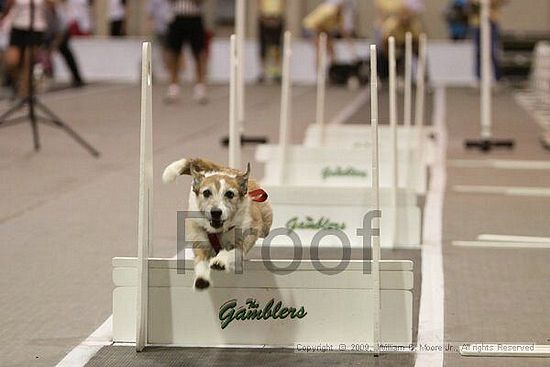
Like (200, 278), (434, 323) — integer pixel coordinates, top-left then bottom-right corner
(210, 219), (224, 229)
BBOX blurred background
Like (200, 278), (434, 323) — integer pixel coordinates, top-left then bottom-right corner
(1, 0), (549, 96)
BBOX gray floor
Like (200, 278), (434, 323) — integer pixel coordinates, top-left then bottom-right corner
(86, 346), (415, 367)
(441, 88), (550, 367)
(1, 83), (550, 367)
(0, 82), (359, 367)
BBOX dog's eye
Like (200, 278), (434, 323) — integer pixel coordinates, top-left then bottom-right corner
(203, 189), (212, 198)
(225, 191), (235, 199)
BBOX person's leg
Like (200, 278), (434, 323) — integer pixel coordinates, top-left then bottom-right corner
(164, 19), (184, 102)
(112, 20), (126, 36)
(166, 49), (180, 85)
(378, 46), (389, 80)
(58, 31), (84, 87)
(271, 20), (284, 80)
(491, 21), (503, 81)
(192, 50), (207, 103)
(18, 46), (34, 97)
(258, 19), (268, 82)
(263, 20), (283, 81)
(110, 20), (120, 36)
(326, 34), (335, 64)
(473, 26), (481, 80)
(164, 49), (181, 101)
(5, 29), (25, 96)
(5, 46), (22, 91)
(189, 17), (207, 103)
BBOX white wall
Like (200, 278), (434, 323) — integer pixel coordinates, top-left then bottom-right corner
(53, 37), (475, 86)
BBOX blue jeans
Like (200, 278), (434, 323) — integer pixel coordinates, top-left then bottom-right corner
(472, 21), (503, 81)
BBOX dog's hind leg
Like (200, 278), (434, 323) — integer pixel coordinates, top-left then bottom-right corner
(193, 247), (212, 290)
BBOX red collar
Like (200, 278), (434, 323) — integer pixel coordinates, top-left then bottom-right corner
(249, 188), (268, 202)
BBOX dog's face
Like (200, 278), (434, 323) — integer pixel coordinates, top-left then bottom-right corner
(191, 164), (249, 230)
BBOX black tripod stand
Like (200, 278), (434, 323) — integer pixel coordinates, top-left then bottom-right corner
(0, 0), (99, 157)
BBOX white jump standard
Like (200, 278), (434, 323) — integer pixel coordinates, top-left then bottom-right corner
(111, 41), (414, 351)
(464, 0), (514, 152)
(220, 0), (267, 147)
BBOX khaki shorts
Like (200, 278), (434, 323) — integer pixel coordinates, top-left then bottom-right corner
(303, 3), (341, 33)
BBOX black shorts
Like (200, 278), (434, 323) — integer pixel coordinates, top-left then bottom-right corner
(166, 16), (205, 57)
(9, 28), (44, 48)
(110, 20), (125, 36)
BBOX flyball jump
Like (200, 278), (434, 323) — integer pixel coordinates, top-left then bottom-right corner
(303, 32), (434, 195)
(255, 32), (421, 249)
(111, 40), (413, 352)
(464, 0), (514, 152)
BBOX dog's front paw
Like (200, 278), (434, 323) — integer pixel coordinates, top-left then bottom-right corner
(210, 250), (235, 273)
(194, 260), (211, 291)
(210, 259), (225, 271)
(194, 277), (210, 290)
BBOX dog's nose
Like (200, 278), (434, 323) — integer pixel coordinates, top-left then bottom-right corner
(210, 208), (222, 219)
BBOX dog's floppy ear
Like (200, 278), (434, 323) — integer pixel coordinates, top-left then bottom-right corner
(237, 163), (250, 196)
(190, 163), (205, 194)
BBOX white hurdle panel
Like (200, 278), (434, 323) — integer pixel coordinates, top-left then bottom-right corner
(113, 258), (413, 347)
(256, 143), (426, 194)
(531, 42), (550, 106)
(112, 40), (414, 350)
(515, 41), (550, 132)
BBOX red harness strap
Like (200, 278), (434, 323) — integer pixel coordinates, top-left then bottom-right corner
(207, 232), (223, 254)
(207, 189), (268, 253)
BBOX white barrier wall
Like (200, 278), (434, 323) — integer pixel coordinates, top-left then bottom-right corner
(53, 37), (476, 85)
(112, 257), (413, 347)
(260, 186), (421, 248)
(256, 144), (428, 194)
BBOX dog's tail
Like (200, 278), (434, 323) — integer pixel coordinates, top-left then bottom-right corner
(162, 158), (225, 183)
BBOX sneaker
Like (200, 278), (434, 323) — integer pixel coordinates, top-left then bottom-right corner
(164, 84), (180, 104)
(193, 83), (208, 104)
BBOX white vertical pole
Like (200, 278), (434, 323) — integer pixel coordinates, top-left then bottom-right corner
(370, 44), (381, 354)
(278, 31), (292, 184)
(136, 42), (153, 352)
(236, 0), (246, 136)
(415, 34), (427, 140)
(389, 37), (398, 248)
(403, 32), (413, 191)
(316, 33), (328, 144)
(480, 0), (492, 139)
(414, 34), (427, 192)
(404, 32), (413, 129)
(229, 35), (240, 169)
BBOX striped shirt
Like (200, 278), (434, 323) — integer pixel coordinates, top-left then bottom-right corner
(169, 0), (203, 16)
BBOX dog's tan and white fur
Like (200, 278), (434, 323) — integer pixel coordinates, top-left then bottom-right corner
(163, 158), (272, 290)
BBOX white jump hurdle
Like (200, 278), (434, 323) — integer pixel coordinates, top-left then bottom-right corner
(303, 32), (434, 194)
(256, 33), (421, 248)
(112, 40), (413, 350)
(515, 41), (550, 142)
